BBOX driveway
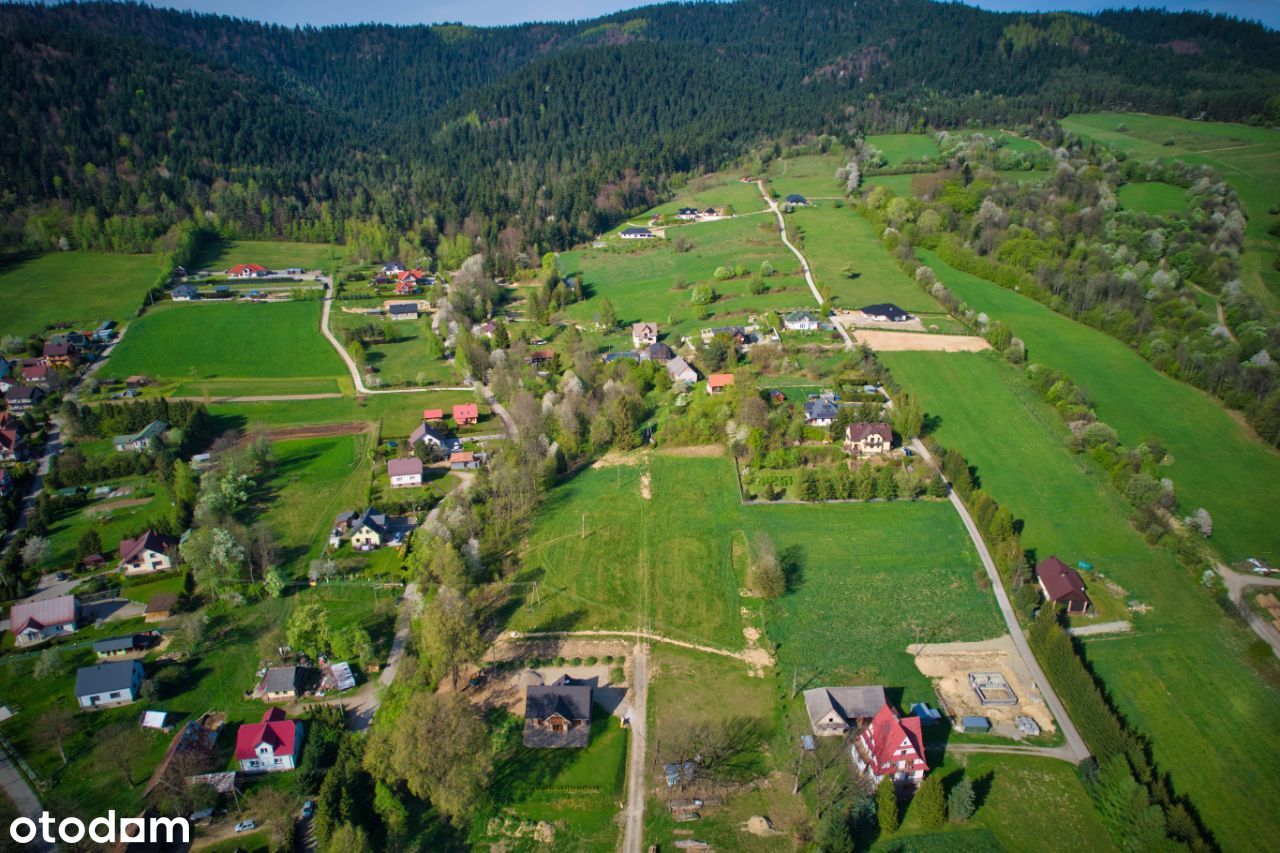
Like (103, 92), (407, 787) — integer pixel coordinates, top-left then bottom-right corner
(1217, 563), (1280, 656)
(620, 640), (650, 853)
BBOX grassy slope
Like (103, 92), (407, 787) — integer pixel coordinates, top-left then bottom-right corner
(0, 251), (166, 337)
(755, 500), (1003, 700)
(791, 205), (943, 313)
(1116, 181), (1188, 216)
(327, 299), (455, 387)
(1060, 113), (1280, 313)
(867, 133), (941, 165)
(208, 390), (486, 439)
(918, 248), (1280, 563)
(765, 151), (848, 199)
(881, 349), (1280, 851)
(192, 239), (343, 272)
(105, 301), (344, 384)
(43, 477), (171, 569)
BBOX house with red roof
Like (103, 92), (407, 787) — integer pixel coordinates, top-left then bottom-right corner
(852, 703), (928, 784)
(0, 426), (25, 464)
(22, 363), (53, 384)
(235, 708), (303, 773)
(8, 594), (79, 646)
(422, 408), (444, 421)
(706, 373), (735, 395)
(844, 422), (892, 457)
(453, 403), (479, 426)
(118, 530), (177, 576)
(1036, 556), (1092, 615)
(227, 263), (270, 278)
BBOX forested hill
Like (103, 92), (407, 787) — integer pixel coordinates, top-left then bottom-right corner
(2, 0), (1278, 267)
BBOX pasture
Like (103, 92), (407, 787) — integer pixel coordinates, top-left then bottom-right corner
(328, 300), (456, 387)
(1116, 181), (1188, 217)
(790, 205), (944, 313)
(208, 389), (488, 439)
(917, 248), (1280, 563)
(1061, 112), (1280, 312)
(104, 301), (345, 393)
(191, 238), (342, 272)
(753, 500), (1002, 698)
(0, 251), (166, 338)
(649, 171), (769, 215)
(866, 133), (940, 166)
(561, 214), (814, 343)
(765, 152), (847, 199)
(880, 349), (1280, 851)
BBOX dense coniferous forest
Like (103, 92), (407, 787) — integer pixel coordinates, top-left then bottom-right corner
(2, 0), (1278, 268)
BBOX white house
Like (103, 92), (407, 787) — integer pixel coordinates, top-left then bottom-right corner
(666, 357), (698, 385)
(75, 660), (144, 709)
(8, 595), (79, 646)
(632, 322), (659, 349)
(620, 227), (656, 240)
(118, 530), (176, 576)
(387, 457), (424, 488)
(235, 708), (303, 774)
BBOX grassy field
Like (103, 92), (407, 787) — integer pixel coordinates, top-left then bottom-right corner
(790, 205), (943, 313)
(1061, 112), (1280, 313)
(328, 300), (456, 387)
(208, 390), (487, 440)
(43, 476), (172, 570)
(917, 248), (1280, 563)
(510, 453), (746, 649)
(192, 238), (342, 272)
(867, 133), (940, 166)
(561, 214), (814, 344)
(1116, 181), (1189, 216)
(0, 251), (167, 338)
(105, 301), (344, 390)
(261, 433), (375, 571)
(765, 152), (847, 199)
(880, 349), (1280, 851)
(754, 501), (1003, 699)
(649, 171), (769, 215)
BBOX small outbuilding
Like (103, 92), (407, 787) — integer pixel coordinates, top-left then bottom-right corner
(1036, 556), (1092, 615)
(960, 715), (992, 734)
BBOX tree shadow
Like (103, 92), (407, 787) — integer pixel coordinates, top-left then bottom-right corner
(921, 413), (943, 436)
(780, 544), (805, 592)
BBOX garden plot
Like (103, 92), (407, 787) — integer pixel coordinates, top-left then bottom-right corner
(850, 328), (990, 352)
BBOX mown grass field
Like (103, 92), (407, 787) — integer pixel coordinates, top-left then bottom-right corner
(754, 500), (1002, 699)
(765, 151), (847, 199)
(105, 301), (344, 389)
(561, 214), (814, 344)
(1116, 181), (1189, 216)
(917, 248), (1280, 563)
(880, 349), (1280, 851)
(43, 476), (172, 569)
(261, 433), (374, 571)
(208, 389), (487, 439)
(328, 300), (456, 387)
(1061, 112), (1280, 312)
(192, 238), (342, 272)
(867, 133), (940, 165)
(0, 251), (167, 337)
(790, 205), (943, 313)
(647, 171), (769, 215)
(510, 453), (746, 649)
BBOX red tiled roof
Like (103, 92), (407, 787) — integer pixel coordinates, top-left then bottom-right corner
(861, 703), (927, 773)
(9, 595), (77, 636)
(846, 422), (892, 443)
(228, 263), (267, 274)
(449, 451), (475, 463)
(0, 429), (21, 452)
(1037, 556), (1089, 603)
(234, 709), (297, 760)
(453, 404), (479, 422)
(422, 409), (444, 420)
(707, 373), (735, 390)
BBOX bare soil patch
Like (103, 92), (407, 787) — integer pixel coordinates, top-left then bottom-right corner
(655, 444), (725, 457)
(853, 329), (991, 352)
(238, 422), (368, 446)
(640, 472), (652, 499)
(911, 636), (1056, 736)
(86, 497), (152, 516)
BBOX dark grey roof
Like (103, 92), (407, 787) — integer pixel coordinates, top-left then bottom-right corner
(353, 509), (387, 536)
(93, 635), (141, 654)
(525, 685), (592, 722)
(389, 303), (418, 315)
(75, 661), (141, 697)
(621, 227), (652, 236)
(785, 193), (807, 203)
(646, 342), (675, 361)
(261, 666), (301, 694)
(803, 686), (887, 728)
(861, 303), (909, 320)
(804, 399), (840, 420)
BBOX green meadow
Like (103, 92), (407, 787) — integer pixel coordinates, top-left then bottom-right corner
(1116, 181), (1189, 217)
(104, 301), (345, 391)
(43, 476), (172, 569)
(765, 151), (848, 199)
(208, 390), (488, 439)
(192, 238), (343, 272)
(0, 251), (167, 337)
(649, 171), (769, 215)
(880, 349), (1280, 851)
(866, 133), (940, 166)
(755, 500), (1003, 699)
(918, 248), (1280, 563)
(328, 300), (456, 387)
(1061, 112), (1280, 312)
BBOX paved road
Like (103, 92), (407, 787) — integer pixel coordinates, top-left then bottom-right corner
(379, 582), (420, 690)
(2, 421), (59, 551)
(472, 381), (515, 436)
(1216, 563), (1280, 656)
(0, 752), (53, 853)
(911, 438), (1091, 764)
(757, 180), (825, 307)
(620, 640), (650, 853)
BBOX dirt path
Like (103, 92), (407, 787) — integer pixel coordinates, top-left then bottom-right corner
(945, 742), (1079, 763)
(1067, 620), (1132, 637)
(849, 329), (991, 352)
(621, 640), (650, 853)
(170, 393), (343, 403)
(1216, 563), (1280, 656)
(507, 629), (772, 668)
(758, 180), (824, 307)
(236, 422), (369, 445)
(86, 496), (151, 515)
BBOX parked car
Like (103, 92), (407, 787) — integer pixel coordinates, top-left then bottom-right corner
(301, 800), (314, 819)
(235, 820), (256, 833)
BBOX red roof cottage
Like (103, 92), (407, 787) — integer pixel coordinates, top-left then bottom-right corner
(422, 408), (444, 421)
(706, 373), (735, 395)
(227, 263), (269, 278)
(452, 403), (479, 426)
(235, 708), (303, 773)
(1036, 556), (1092, 615)
(852, 703), (928, 784)
(8, 595), (79, 646)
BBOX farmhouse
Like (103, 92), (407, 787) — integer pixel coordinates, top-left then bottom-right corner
(112, 420), (168, 452)
(852, 703), (928, 784)
(394, 280), (418, 295)
(388, 302), (420, 320)
(453, 403), (479, 426)
(22, 364), (52, 384)
(783, 310), (823, 331)
(666, 357), (698, 384)
(632, 322), (659, 349)
(527, 348), (555, 367)
(804, 394), (840, 427)
(382, 262), (407, 275)
(644, 342), (675, 363)
(330, 508), (414, 550)
(387, 457), (424, 488)
(707, 373), (735, 394)
(408, 421), (450, 451)
(803, 685), (887, 736)
(41, 341), (78, 368)
(235, 708), (303, 774)
(227, 263), (270, 278)
(620, 227), (656, 240)
(255, 666), (305, 702)
(172, 284), (200, 301)
(859, 303), (912, 323)
(676, 207), (700, 220)
(1036, 556), (1092, 615)
(844, 422), (892, 456)
(4, 385), (44, 412)
(75, 660), (144, 709)
(523, 681), (593, 748)
(118, 530), (177, 576)
(8, 595), (79, 646)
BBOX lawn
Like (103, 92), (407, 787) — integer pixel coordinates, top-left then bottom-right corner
(866, 133), (940, 166)
(1061, 112), (1280, 313)
(648, 171), (770, 216)
(1116, 181), (1189, 217)
(790, 205), (944, 313)
(753, 500), (1003, 699)
(561, 214), (814, 344)
(328, 299), (456, 388)
(916, 247), (1280, 563)
(880, 349), (1280, 851)
(0, 251), (167, 338)
(43, 476), (172, 570)
(104, 301), (344, 391)
(509, 452), (746, 650)
(191, 238), (342, 272)
(208, 389), (488, 440)
(260, 433), (374, 572)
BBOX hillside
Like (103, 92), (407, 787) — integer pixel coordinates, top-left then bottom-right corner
(1, 0), (1278, 268)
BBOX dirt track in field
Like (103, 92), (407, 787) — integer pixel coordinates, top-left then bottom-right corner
(853, 329), (991, 352)
(237, 422), (369, 445)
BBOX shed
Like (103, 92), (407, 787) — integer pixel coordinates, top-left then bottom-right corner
(141, 710), (170, 730)
(960, 715), (992, 734)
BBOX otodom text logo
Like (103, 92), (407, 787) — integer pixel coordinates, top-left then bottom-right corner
(9, 812), (190, 846)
